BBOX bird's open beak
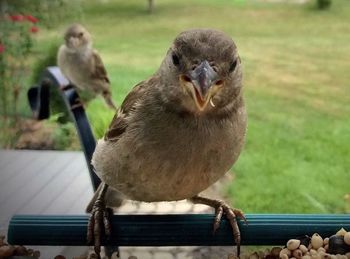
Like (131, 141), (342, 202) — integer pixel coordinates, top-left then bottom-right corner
(181, 60), (219, 111)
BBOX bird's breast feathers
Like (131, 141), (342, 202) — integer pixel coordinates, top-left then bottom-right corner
(92, 105), (246, 202)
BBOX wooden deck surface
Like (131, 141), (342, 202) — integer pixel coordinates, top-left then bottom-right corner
(0, 149), (94, 258)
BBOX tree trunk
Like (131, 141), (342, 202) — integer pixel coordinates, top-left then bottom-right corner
(148, 0), (154, 13)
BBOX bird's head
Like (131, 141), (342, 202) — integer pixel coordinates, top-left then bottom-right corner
(158, 29), (242, 114)
(63, 24), (92, 51)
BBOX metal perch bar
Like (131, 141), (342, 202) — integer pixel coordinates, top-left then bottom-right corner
(8, 214), (350, 246)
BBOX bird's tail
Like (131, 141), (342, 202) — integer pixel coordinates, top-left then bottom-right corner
(102, 90), (117, 111)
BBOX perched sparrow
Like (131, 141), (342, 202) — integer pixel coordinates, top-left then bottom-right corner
(88, 28), (247, 257)
(57, 23), (117, 110)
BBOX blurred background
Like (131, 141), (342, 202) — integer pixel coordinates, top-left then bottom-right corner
(0, 0), (349, 215)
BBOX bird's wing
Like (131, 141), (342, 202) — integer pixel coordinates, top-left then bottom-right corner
(104, 79), (151, 141)
(91, 50), (110, 83)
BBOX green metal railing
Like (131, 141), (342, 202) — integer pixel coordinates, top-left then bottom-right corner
(8, 214), (350, 246)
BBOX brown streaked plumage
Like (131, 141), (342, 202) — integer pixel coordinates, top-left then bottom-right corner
(88, 28), (247, 258)
(57, 23), (117, 110)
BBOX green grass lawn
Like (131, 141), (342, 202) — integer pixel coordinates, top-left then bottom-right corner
(33, 0), (350, 213)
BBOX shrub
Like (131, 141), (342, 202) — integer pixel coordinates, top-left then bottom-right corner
(317, 0), (332, 9)
(0, 0), (81, 148)
(0, 13), (39, 148)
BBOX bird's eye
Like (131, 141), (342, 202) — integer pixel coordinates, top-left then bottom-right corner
(78, 32), (84, 37)
(172, 53), (180, 66)
(229, 59), (238, 73)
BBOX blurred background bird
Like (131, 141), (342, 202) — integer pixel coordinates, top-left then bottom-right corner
(87, 28), (247, 258)
(57, 23), (117, 110)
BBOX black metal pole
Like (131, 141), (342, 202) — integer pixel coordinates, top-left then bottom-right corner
(38, 66), (101, 191)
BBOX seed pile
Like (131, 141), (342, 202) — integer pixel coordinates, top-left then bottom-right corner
(0, 235), (40, 258)
(238, 228), (350, 259)
(0, 235), (99, 259)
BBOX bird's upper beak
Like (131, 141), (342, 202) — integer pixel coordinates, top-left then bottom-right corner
(181, 60), (219, 111)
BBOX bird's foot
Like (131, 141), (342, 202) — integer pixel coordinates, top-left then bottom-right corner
(59, 84), (72, 91)
(212, 200), (246, 256)
(70, 101), (84, 110)
(87, 198), (112, 259)
(190, 195), (246, 256)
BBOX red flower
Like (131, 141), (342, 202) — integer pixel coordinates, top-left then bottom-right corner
(25, 15), (38, 23)
(0, 44), (5, 54)
(30, 26), (39, 33)
(9, 14), (24, 22)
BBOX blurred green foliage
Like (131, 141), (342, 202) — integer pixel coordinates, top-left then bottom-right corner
(316, 0), (332, 9)
(47, 115), (80, 150)
(0, 0), (81, 147)
(1, 0), (82, 28)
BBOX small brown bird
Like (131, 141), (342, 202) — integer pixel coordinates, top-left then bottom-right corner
(57, 23), (117, 110)
(87, 28), (247, 257)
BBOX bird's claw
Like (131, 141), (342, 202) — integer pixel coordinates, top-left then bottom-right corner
(190, 195), (246, 256)
(212, 200), (246, 256)
(87, 199), (112, 258)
